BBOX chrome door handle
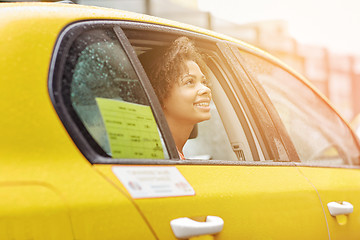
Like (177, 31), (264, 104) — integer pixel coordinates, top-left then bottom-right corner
(327, 201), (353, 216)
(170, 216), (224, 239)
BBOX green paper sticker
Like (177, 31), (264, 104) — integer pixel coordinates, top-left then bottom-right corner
(96, 98), (164, 159)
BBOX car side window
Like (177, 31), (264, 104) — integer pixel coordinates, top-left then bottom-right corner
(58, 27), (169, 160)
(126, 32), (260, 161)
(240, 51), (360, 166)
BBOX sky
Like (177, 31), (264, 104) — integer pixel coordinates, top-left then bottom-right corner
(198, 0), (360, 55)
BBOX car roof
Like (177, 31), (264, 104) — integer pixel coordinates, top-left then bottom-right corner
(0, 2), (303, 76)
(0, 2), (242, 44)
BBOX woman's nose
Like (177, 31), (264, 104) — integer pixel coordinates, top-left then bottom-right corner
(197, 84), (211, 96)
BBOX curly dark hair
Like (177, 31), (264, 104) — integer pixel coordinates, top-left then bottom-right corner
(139, 36), (209, 106)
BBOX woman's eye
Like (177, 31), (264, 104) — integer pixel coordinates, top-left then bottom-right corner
(184, 78), (194, 85)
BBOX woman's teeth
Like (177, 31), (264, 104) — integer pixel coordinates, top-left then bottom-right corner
(195, 102), (209, 107)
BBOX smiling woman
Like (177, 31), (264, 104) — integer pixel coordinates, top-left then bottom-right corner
(139, 37), (212, 159)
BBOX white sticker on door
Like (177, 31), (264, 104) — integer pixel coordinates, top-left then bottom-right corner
(112, 166), (195, 199)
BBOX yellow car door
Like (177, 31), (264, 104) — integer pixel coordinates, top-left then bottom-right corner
(236, 48), (360, 239)
(95, 164), (329, 239)
(51, 21), (332, 239)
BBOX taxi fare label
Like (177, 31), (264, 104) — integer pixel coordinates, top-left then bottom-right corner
(112, 166), (195, 199)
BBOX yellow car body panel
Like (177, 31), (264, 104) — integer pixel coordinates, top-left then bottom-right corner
(0, 185), (73, 240)
(95, 164), (329, 239)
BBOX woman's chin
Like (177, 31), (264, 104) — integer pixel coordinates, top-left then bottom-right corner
(196, 113), (211, 123)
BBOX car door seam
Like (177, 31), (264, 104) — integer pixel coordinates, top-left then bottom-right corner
(93, 167), (160, 240)
(295, 165), (331, 240)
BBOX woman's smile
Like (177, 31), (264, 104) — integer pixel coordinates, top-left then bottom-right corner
(193, 98), (211, 111)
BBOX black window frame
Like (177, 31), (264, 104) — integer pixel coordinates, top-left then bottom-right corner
(48, 19), (303, 166)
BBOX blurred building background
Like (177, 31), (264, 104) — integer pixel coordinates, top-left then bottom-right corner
(3, 0), (358, 121)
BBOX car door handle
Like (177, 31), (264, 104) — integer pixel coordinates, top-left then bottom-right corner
(170, 216), (224, 239)
(327, 201), (354, 216)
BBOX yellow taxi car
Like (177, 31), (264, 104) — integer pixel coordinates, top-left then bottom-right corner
(1, 2), (360, 240)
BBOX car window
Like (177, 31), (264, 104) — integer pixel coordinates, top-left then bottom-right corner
(126, 30), (260, 161)
(54, 23), (286, 163)
(240, 51), (360, 166)
(57, 27), (169, 160)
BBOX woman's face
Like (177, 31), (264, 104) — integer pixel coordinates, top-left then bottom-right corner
(163, 60), (212, 125)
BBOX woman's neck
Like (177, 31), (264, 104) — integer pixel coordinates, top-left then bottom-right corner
(164, 116), (194, 153)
